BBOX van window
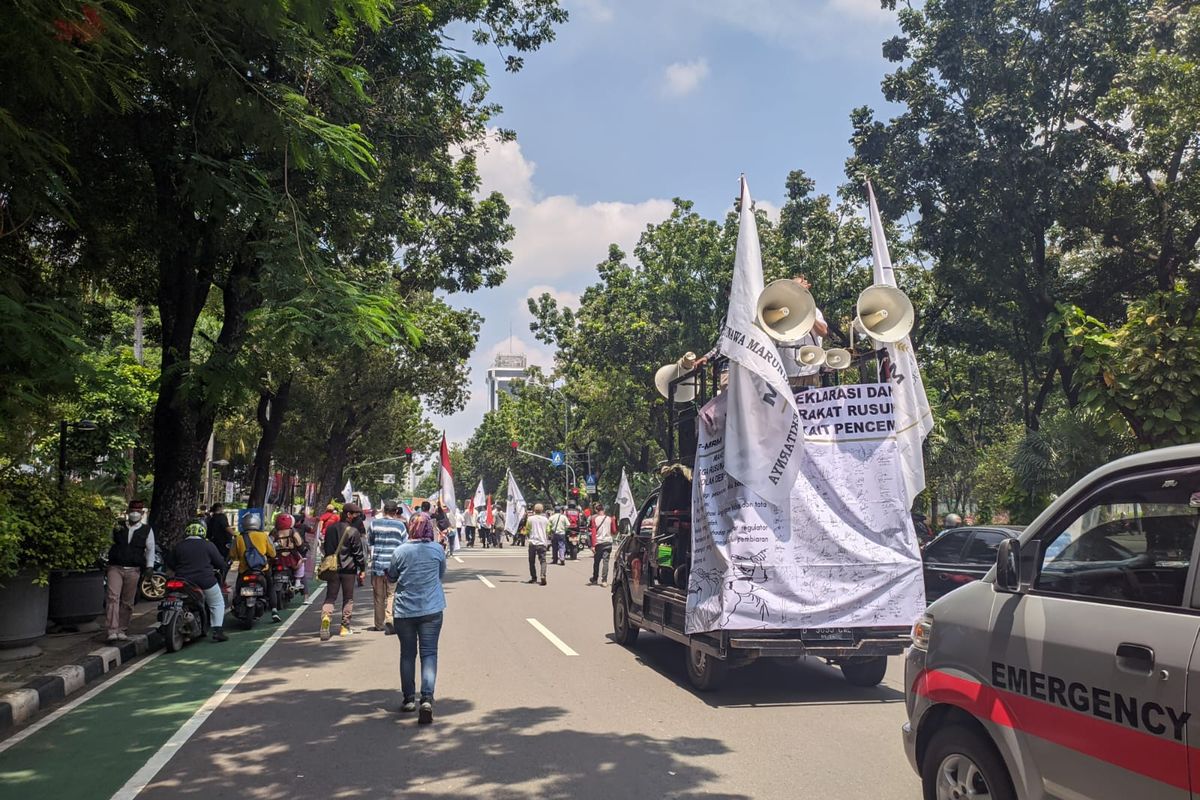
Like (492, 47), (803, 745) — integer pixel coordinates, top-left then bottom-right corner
(1035, 474), (1200, 607)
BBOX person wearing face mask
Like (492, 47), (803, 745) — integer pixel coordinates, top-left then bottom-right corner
(105, 499), (156, 643)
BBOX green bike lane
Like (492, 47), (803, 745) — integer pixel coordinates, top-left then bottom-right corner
(0, 592), (318, 800)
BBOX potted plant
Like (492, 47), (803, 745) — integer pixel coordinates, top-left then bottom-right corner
(0, 472), (111, 650)
(46, 487), (112, 627)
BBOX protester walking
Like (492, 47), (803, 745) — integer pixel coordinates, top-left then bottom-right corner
(587, 504), (616, 588)
(319, 502), (366, 640)
(464, 504), (477, 547)
(548, 505), (569, 565)
(525, 504), (550, 586)
(105, 500), (155, 643)
(387, 515), (447, 724)
(368, 500), (408, 634)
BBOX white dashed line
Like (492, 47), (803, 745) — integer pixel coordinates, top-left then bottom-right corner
(526, 618), (578, 656)
(453, 556), (464, 563)
(477, 575), (496, 588)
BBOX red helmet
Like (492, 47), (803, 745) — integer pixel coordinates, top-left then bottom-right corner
(275, 513), (295, 530)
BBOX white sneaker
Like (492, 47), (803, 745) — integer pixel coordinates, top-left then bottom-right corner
(115, 632), (130, 642)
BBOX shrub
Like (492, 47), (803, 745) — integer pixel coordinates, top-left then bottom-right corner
(0, 471), (113, 585)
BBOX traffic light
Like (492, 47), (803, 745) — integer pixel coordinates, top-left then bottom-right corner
(510, 440), (519, 451)
(404, 446), (413, 465)
(570, 486), (579, 500)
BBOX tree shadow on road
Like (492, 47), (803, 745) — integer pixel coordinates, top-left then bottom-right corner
(137, 690), (749, 800)
(617, 633), (906, 709)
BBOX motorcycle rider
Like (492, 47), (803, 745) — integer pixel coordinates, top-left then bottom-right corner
(270, 513), (307, 593)
(168, 520), (230, 641)
(230, 511), (280, 622)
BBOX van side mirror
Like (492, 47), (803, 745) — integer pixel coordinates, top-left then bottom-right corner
(995, 538), (1021, 592)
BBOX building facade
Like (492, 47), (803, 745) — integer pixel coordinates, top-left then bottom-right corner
(486, 354), (529, 411)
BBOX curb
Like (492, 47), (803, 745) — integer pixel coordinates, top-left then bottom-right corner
(0, 627), (164, 735)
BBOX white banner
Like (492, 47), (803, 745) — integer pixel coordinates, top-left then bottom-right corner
(224, 481), (235, 504)
(616, 468), (636, 523)
(505, 469), (526, 533)
(473, 480), (486, 514)
(686, 385), (925, 633)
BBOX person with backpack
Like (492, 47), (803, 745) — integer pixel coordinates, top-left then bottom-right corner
(587, 504), (617, 588)
(230, 511), (280, 622)
(319, 502), (366, 640)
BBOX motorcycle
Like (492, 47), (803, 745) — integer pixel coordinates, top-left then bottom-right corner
(158, 576), (210, 652)
(138, 545), (169, 602)
(229, 571), (269, 629)
(271, 561), (296, 608)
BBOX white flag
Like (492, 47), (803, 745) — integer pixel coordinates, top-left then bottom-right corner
(867, 181), (933, 506)
(504, 469), (526, 532)
(473, 480), (486, 514)
(341, 480), (354, 503)
(718, 176), (803, 508)
(360, 493), (372, 512)
(616, 467), (637, 523)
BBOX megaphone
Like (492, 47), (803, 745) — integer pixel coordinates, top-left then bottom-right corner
(654, 352), (698, 403)
(797, 344), (826, 368)
(824, 348), (853, 370)
(755, 280), (816, 343)
(853, 284), (914, 343)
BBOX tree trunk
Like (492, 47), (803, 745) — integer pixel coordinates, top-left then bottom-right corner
(316, 430), (352, 507)
(248, 376), (293, 507)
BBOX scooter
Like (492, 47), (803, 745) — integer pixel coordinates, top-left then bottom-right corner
(271, 561), (296, 608)
(158, 576), (210, 652)
(229, 571), (269, 629)
(138, 545), (169, 602)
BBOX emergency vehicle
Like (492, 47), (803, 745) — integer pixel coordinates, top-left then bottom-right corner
(904, 443), (1200, 800)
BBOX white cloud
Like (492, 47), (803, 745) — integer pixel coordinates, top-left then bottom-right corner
(573, 0), (614, 22)
(754, 198), (781, 222)
(525, 284), (582, 310)
(661, 58), (710, 97)
(686, 0), (896, 58)
(474, 134), (673, 285)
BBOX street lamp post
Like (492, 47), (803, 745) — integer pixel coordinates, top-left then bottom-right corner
(58, 419), (98, 492)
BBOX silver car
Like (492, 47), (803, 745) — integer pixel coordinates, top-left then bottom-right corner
(903, 443), (1200, 799)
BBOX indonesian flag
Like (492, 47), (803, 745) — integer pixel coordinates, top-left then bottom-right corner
(867, 181), (933, 506)
(486, 494), (494, 527)
(472, 480), (485, 514)
(438, 433), (457, 514)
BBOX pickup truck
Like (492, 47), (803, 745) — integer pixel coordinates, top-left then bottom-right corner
(609, 356), (913, 691)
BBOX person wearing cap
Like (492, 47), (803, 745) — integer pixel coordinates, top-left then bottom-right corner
(318, 500), (341, 537)
(548, 505), (570, 566)
(105, 500), (156, 642)
(320, 502), (366, 639)
(368, 501), (408, 634)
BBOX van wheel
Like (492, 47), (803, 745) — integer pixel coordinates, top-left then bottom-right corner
(922, 724), (1015, 800)
(840, 656), (888, 687)
(685, 642), (727, 691)
(612, 589), (639, 646)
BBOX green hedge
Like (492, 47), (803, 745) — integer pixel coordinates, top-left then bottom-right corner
(0, 471), (113, 585)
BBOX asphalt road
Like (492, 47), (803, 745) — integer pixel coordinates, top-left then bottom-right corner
(0, 545), (921, 799)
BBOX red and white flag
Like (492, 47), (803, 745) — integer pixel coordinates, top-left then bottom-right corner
(438, 433), (457, 514)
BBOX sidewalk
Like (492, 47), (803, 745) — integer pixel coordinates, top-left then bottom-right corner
(0, 600), (163, 734)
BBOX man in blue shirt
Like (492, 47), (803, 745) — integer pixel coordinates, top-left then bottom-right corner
(368, 500), (408, 634)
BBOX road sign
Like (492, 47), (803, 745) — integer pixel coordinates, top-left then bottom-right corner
(382, 473), (395, 485)
(586, 474), (596, 494)
(550, 450), (565, 467)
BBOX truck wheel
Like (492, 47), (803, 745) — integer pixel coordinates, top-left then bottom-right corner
(685, 642), (727, 691)
(840, 656), (888, 687)
(612, 589), (639, 646)
(921, 723), (1016, 800)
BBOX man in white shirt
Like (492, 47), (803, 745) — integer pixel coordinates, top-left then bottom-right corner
(464, 505), (477, 547)
(525, 504), (550, 586)
(547, 505), (570, 565)
(781, 273), (829, 389)
(587, 504), (616, 588)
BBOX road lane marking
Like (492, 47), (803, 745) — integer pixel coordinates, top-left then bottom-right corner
(476, 575), (496, 588)
(0, 650), (165, 754)
(526, 618), (578, 656)
(108, 587), (323, 800)
(453, 556), (464, 563)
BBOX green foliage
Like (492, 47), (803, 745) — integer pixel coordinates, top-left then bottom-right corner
(0, 471), (113, 584)
(1057, 285), (1200, 446)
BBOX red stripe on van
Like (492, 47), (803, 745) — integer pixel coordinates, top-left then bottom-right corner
(913, 668), (1190, 791)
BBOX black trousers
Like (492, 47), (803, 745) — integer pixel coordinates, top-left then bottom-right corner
(528, 544), (547, 581)
(465, 526), (476, 546)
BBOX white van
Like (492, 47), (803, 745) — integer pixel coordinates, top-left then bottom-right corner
(903, 443), (1200, 799)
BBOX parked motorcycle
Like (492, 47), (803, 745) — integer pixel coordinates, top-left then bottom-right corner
(158, 576), (210, 651)
(271, 562), (296, 608)
(138, 545), (168, 602)
(229, 571), (269, 629)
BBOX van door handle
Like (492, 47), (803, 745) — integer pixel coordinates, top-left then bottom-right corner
(1116, 643), (1155, 674)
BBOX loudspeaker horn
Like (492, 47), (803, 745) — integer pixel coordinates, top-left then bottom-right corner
(654, 352), (698, 403)
(755, 280), (816, 343)
(797, 344), (826, 368)
(824, 348), (853, 370)
(854, 284), (914, 343)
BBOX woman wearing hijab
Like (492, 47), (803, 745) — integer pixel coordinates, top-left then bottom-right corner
(386, 507), (447, 724)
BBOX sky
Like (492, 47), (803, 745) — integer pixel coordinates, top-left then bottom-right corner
(431, 0), (902, 444)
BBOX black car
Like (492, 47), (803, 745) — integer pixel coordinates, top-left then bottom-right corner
(922, 525), (1023, 602)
